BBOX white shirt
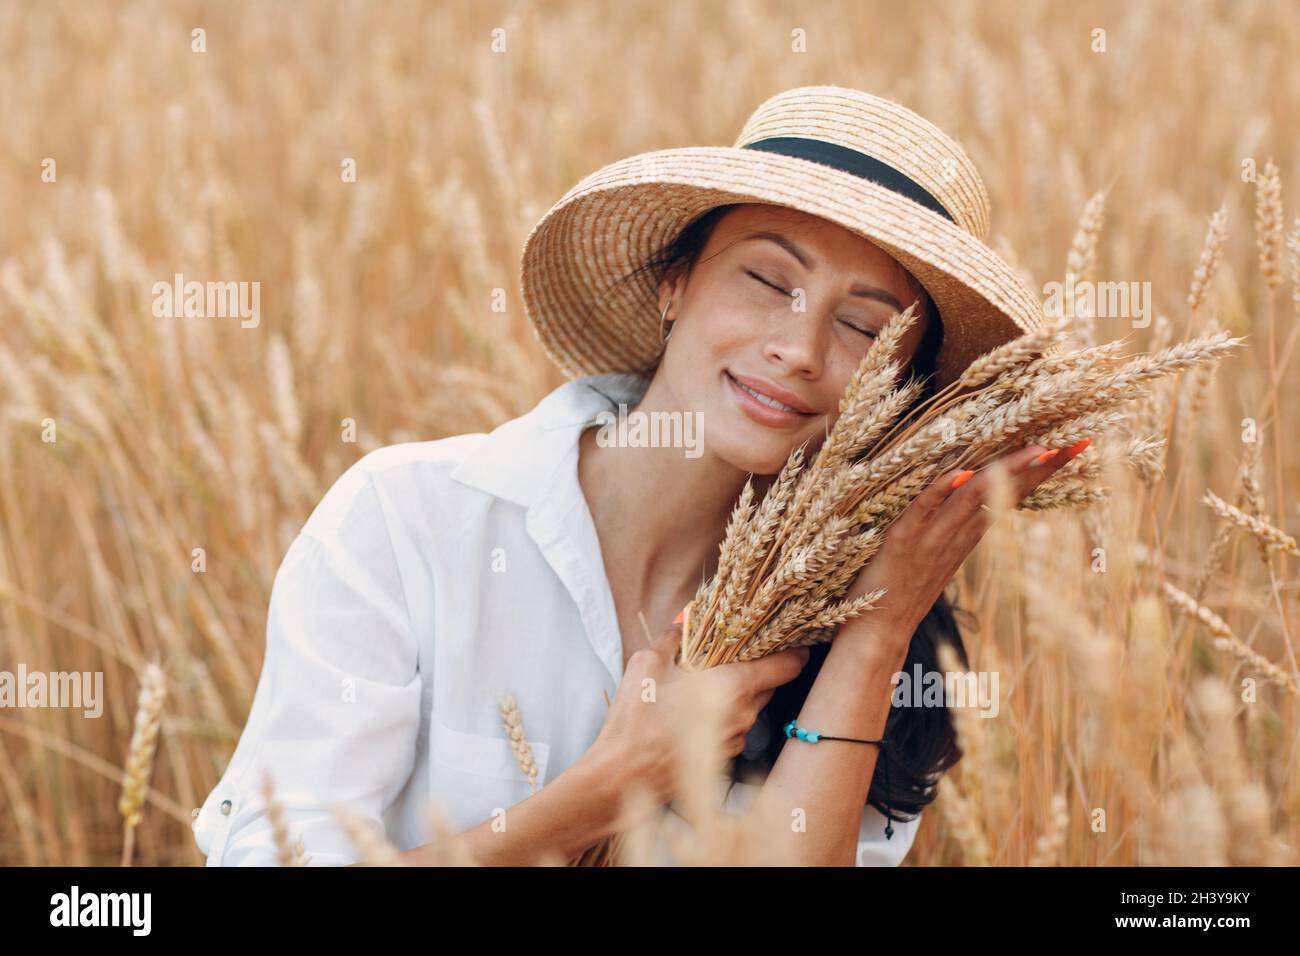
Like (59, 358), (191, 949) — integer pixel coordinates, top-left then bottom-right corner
(192, 371), (920, 866)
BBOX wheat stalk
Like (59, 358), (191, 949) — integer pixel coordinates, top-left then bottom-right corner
(1162, 581), (1297, 695)
(333, 807), (407, 866)
(420, 802), (481, 866)
(118, 662), (166, 867)
(1211, 637), (1299, 697)
(678, 308), (1242, 671)
(499, 692), (628, 865)
(937, 775), (991, 866)
(1288, 216), (1300, 319)
(1027, 793), (1069, 866)
(267, 332), (302, 445)
(1063, 189), (1108, 347)
(499, 694), (540, 793)
(1255, 158), (1284, 288)
(1188, 204), (1229, 311)
(1193, 489), (1244, 603)
(1201, 488), (1300, 557)
(262, 771), (310, 866)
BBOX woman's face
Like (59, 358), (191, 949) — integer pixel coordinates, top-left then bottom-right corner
(656, 203), (932, 475)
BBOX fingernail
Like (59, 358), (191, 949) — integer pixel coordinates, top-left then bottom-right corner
(1069, 437), (1093, 456)
(1033, 449), (1060, 465)
(672, 608), (685, 625)
(950, 469), (975, 490)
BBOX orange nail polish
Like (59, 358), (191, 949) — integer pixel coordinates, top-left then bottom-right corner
(1034, 449), (1060, 465)
(1069, 437), (1093, 456)
(950, 469), (975, 490)
(672, 608), (685, 626)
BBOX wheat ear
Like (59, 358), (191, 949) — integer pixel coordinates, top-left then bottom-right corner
(1255, 158), (1284, 287)
(499, 693), (540, 792)
(1162, 582), (1297, 695)
(1188, 204), (1229, 311)
(1201, 489), (1299, 557)
(119, 662), (166, 866)
(1027, 793), (1069, 866)
(333, 806), (406, 866)
(262, 771), (309, 866)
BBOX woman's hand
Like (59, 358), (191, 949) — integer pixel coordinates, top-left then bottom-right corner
(841, 440), (1091, 646)
(590, 627), (810, 805)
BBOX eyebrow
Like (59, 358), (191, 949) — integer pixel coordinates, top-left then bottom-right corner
(740, 231), (905, 310)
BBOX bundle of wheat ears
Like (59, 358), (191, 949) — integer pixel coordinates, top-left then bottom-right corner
(675, 304), (1245, 672)
(503, 308), (1244, 867)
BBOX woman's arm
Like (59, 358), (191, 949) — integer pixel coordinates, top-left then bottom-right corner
(397, 745), (628, 866)
(745, 445), (1084, 865)
(396, 623), (901, 867)
(194, 465), (424, 867)
(745, 617), (910, 866)
(399, 627), (809, 865)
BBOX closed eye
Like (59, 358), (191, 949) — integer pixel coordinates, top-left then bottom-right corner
(745, 268), (789, 296)
(746, 268), (876, 340)
(840, 319), (877, 340)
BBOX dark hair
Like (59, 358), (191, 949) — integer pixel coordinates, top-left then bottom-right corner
(616, 203), (970, 827)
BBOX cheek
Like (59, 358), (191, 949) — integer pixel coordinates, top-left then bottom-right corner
(666, 307), (757, 403)
(682, 272), (787, 351)
(820, 352), (868, 402)
(687, 297), (760, 357)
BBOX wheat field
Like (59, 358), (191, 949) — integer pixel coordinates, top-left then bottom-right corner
(0, 0), (1297, 866)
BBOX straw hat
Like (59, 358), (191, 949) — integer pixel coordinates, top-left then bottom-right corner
(520, 85), (1051, 391)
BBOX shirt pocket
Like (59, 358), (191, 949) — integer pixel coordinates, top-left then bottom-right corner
(428, 714), (550, 834)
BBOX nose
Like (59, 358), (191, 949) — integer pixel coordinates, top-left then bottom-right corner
(762, 301), (825, 379)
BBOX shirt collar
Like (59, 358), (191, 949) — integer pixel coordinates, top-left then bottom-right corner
(449, 371), (653, 688)
(448, 371), (652, 507)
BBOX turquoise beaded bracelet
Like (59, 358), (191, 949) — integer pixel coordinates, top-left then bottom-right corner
(783, 720), (897, 840)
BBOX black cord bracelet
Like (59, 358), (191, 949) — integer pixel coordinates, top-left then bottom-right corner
(784, 720), (896, 839)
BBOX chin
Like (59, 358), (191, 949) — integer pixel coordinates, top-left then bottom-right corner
(708, 429), (812, 477)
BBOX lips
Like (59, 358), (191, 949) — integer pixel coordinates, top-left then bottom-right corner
(725, 370), (818, 427)
(726, 371), (816, 413)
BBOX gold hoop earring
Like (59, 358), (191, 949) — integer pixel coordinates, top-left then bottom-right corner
(659, 302), (674, 343)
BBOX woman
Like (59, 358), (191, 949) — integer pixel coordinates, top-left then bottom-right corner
(193, 86), (1083, 866)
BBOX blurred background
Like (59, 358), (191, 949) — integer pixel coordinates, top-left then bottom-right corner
(0, 0), (1296, 865)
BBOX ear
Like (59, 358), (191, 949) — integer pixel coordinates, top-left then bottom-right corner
(658, 265), (689, 308)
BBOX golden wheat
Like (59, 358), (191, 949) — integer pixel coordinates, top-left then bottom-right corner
(2, 0), (1294, 869)
(118, 663), (166, 866)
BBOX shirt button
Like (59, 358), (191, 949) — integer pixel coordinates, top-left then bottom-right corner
(220, 799), (233, 815)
